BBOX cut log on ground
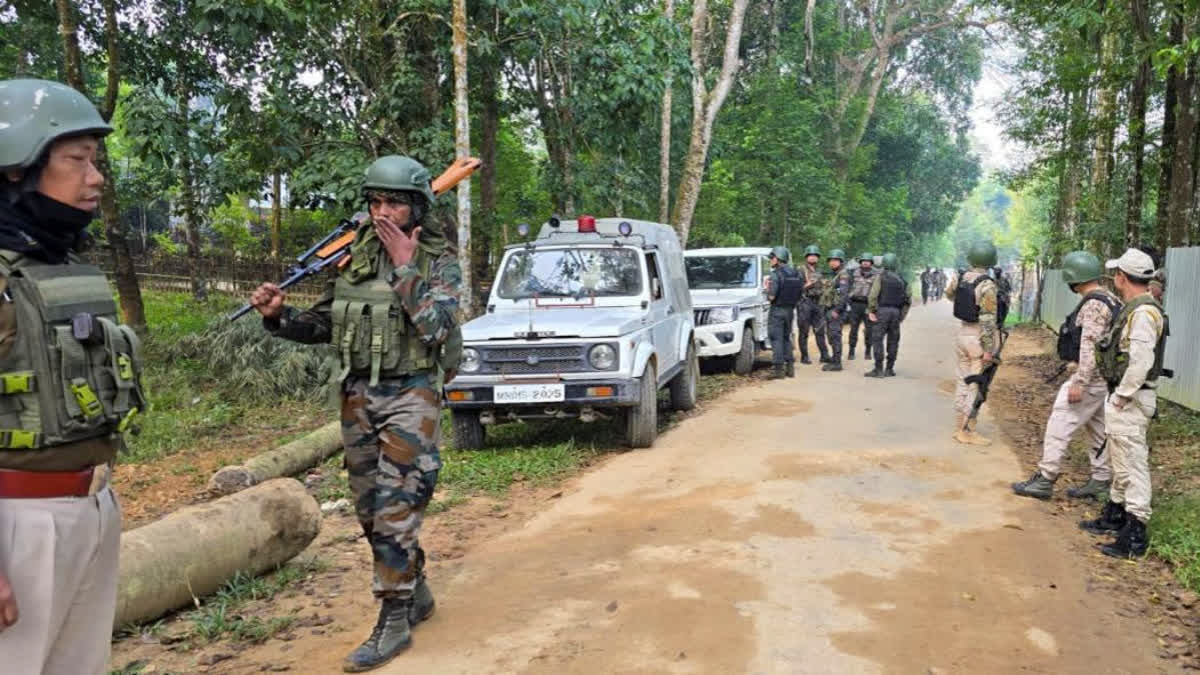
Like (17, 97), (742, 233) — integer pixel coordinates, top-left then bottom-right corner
(207, 421), (342, 496)
(115, 478), (321, 627)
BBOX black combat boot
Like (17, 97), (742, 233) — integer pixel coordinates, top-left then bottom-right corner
(1066, 478), (1111, 500)
(847, 348), (856, 361)
(409, 577), (436, 626)
(343, 598), (413, 672)
(1100, 517), (1149, 559)
(786, 362), (795, 378)
(1012, 471), (1056, 500)
(864, 365), (885, 378)
(819, 353), (832, 364)
(1079, 500), (1127, 535)
(884, 362), (896, 377)
(770, 364), (786, 380)
(800, 355), (812, 365)
(822, 361), (843, 372)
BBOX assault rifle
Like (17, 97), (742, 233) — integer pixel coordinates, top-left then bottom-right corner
(963, 328), (1009, 429)
(228, 157), (482, 321)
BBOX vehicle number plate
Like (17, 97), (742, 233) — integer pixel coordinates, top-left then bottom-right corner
(494, 384), (565, 404)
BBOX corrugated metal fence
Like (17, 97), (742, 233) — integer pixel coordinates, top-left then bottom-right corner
(1039, 245), (1200, 412)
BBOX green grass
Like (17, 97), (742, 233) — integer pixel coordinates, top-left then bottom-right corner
(183, 557), (328, 644)
(1152, 494), (1200, 593)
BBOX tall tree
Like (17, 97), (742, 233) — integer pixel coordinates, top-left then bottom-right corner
(452, 0), (474, 317)
(659, 0), (676, 223)
(1125, 0), (1152, 246)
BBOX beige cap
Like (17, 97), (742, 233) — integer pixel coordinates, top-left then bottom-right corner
(1105, 248), (1155, 279)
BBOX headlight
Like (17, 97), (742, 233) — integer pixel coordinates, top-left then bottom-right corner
(460, 347), (481, 373)
(588, 343), (617, 370)
(709, 306), (738, 323)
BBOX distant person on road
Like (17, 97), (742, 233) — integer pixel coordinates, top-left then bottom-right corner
(920, 267), (931, 304)
(251, 156), (463, 671)
(766, 247), (802, 380)
(993, 266), (1012, 328)
(820, 249), (852, 372)
(1079, 248), (1167, 560)
(1013, 252), (1119, 501)
(933, 268), (947, 299)
(0, 79), (146, 673)
(796, 245), (831, 365)
(864, 253), (910, 378)
(847, 252), (877, 361)
(948, 241), (1000, 446)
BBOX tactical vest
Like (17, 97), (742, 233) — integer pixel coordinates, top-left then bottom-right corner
(0, 251), (146, 451)
(820, 267), (849, 308)
(850, 269), (875, 300)
(803, 265), (823, 299)
(1057, 290), (1121, 363)
(1097, 294), (1169, 391)
(331, 240), (438, 386)
(878, 272), (907, 308)
(953, 275), (984, 322)
(771, 266), (803, 307)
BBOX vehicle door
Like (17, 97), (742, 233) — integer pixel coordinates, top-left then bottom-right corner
(644, 251), (678, 384)
(753, 254), (771, 342)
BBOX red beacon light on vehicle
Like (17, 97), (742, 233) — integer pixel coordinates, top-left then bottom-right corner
(578, 215), (597, 233)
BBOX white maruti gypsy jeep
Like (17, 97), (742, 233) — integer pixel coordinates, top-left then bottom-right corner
(445, 216), (699, 450)
(684, 247), (772, 375)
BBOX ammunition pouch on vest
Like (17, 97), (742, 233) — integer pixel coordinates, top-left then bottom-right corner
(1097, 295), (1169, 391)
(953, 276), (983, 322)
(1057, 291), (1121, 363)
(803, 266), (823, 299)
(0, 252), (146, 450)
(331, 245), (438, 386)
(820, 269), (848, 308)
(878, 272), (907, 308)
(850, 270), (874, 301)
(772, 267), (803, 307)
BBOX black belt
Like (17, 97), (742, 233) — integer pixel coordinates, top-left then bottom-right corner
(880, 304), (904, 309)
(851, 297), (868, 303)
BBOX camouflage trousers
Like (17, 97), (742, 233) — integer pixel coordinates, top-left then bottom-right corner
(341, 373), (442, 599)
(795, 298), (828, 360)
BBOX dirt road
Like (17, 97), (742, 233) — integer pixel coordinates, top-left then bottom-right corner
(346, 302), (1165, 674)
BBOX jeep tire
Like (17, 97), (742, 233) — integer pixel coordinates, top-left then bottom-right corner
(670, 343), (699, 411)
(451, 410), (485, 450)
(624, 364), (658, 448)
(733, 325), (755, 375)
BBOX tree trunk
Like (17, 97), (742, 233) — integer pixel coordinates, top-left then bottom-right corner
(176, 78), (207, 301)
(207, 422), (342, 496)
(767, 0), (781, 76)
(1167, 51), (1197, 246)
(1089, 31), (1119, 227)
(659, 0), (676, 224)
(476, 57), (499, 310)
(451, 0), (473, 317)
(1125, 0), (1152, 246)
(1157, 10), (1182, 249)
(116, 479), (321, 627)
(270, 172), (282, 258)
(670, 0), (751, 245)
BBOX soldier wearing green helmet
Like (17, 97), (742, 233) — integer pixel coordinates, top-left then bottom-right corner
(766, 246), (802, 378)
(846, 252), (877, 361)
(865, 252), (910, 377)
(1013, 251), (1120, 502)
(947, 240), (1000, 445)
(0, 79), (142, 672)
(796, 244), (831, 365)
(819, 249), (852, 371)
(251, 154), (463, 671)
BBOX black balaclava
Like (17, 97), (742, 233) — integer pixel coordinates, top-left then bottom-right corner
(0, 162), (95, 264)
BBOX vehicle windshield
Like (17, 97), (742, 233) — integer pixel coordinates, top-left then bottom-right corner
(496, 247), (643, 300)
(686, 256), (757, 289)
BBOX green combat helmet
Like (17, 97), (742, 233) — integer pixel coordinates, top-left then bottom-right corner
(967, 241), (998, 269)
(804, 244), (821, 257)
(1061, 251), (1103, 286)
(769, 246), (791, 263)
(362, 155), (436, 205)
(858, 252), (873, 263)
(828, 248), (846, 261)
(0, 79), (113, 170)
(882, 253), (899, 270)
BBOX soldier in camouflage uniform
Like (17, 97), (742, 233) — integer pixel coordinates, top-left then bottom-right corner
(864, 253), (909, 377)
(1013, 252), (1118, 501)
(948, 241), (1000, 446)
(820, 249), (852, 372)
(795, 244), (831, 365)
(251, 156), (462, 672)
(766, 247), (802, 379)
(846, 252), (876, 361)
(993, 266), (1012, 328)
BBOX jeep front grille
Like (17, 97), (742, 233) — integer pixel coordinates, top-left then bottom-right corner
(480, 345), (589, 374)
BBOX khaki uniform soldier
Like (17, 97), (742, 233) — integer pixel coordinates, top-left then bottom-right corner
(1013, 252), (1119, 500)
(948, 241), (1000, 446)
(846, 252), (876, 361)
(252, 156), (462, 671)
(1080, 248), (1167, 560)
(864, 253), (909, 378)
(795, 244), (830, 364)
(0, 80), (144, 673)
(766, 247), (802, 379)
(820, 249), (852, 371)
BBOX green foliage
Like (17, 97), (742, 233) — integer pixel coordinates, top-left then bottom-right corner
(207, 194), (264, 256)
(1152, 494), (1200, 593)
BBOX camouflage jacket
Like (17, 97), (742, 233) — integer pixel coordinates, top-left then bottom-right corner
(801, 262), (823, 300)
(821, 266), (852, 310)
(1070, 288), (1119, 388)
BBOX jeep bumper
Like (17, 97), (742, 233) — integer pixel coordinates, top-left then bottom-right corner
(695, 322), (743, 358)
(444, 378), (641, 411)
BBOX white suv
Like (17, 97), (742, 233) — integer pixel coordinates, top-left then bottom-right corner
(684, 247), (771, 375)
(445, 217), (698, 449)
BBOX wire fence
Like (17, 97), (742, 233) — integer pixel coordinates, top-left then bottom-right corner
(91, 254), (329, 304)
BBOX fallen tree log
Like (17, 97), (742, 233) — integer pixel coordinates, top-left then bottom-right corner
(207, 421), (342, 496)
(116, 478), (321, 627)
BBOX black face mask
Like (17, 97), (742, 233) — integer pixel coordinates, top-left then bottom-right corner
(0, 188), (96, 264)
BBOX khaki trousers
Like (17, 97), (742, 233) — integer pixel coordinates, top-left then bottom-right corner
(1037, 380), (1111, 481)
(0, 487), (121, 674)
(1107, 390), (1156, 523)
(954, 324), (984, 418)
